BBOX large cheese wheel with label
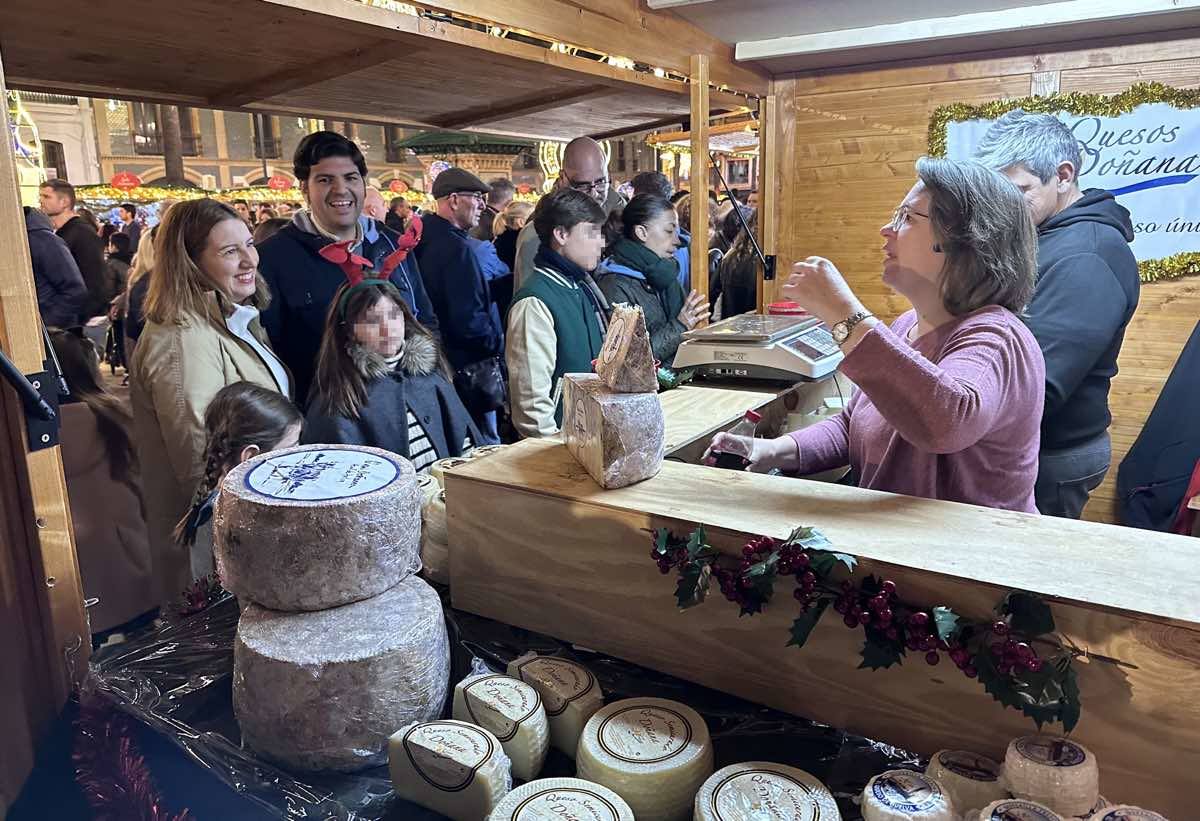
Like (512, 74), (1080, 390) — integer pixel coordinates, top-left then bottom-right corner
(694, 762), (841, 821)
(506, 653), (604, 758)
(233, 574), (449, 772)
(924, 749), (1007, 817)
(576, 697), (714, 821)
(861, 770), (956, 821)
(488, 777), (635, 821)
(214, 444), (421, 611)
(977, 798), (1063, 821)
(1003, 736), (1099, 818)
(453, 673), (550, 782)
(389, 719), (512, 821)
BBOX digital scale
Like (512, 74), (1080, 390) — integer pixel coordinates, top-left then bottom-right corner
(671, 313), (843, 381)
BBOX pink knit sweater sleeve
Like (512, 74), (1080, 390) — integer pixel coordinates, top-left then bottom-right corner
(787, 396), (858, 475)
(826, 313), (1023, 454)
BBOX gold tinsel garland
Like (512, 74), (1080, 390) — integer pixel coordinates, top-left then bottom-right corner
(927, 81), (1200, 284)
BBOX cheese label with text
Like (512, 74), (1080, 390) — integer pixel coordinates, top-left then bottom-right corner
(596, 705), (692, 764)
(513, 657), (597, 716)
(402, 722), (495, 792)
(1014, 737), (1086, 767)
(510, 786), (625, 821)
(871, 772), (944, 813)
(983, 800), (1061, 821)
(1096, 809), (1167, 821)
(245, 448), (399, 500)
(936, 750), (1001, 782)
(463, 675), (542, 742)
(710, 769), (827, 820)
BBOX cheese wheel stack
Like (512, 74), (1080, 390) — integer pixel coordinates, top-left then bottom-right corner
(487, 777), (634, 821)
(695, 762), (841, 821)
(577, 697), (714, 821)
(1004, 736), (1100, 818)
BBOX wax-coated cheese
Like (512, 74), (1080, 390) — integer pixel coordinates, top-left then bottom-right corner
(487, 777), (635, 821)
(576, 697), (714, 821)
(506, 653), (604, 758)
(924, 749), (1007, 817)
(470, 444), (509, 460)
(233, 574), (449, 772)
(1004, 736), (1099, 818)
(389, 719), (512, 821)
(861, 770), (956, 821)
(214, 444), (421, 611)
(453, 673), (550, 782)
(431, 456), (472, 487)
(420, 488), (449, 585)
(1086, 806), (1168, 821)
(978, 798), (1063, 821)
(694, 762), (841, 821)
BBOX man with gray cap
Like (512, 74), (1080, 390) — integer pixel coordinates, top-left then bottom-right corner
(416, 167), (504, 442)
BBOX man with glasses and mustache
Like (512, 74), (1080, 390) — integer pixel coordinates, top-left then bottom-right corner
(416, 167), (504, 443)
(514, 137), (625, 288)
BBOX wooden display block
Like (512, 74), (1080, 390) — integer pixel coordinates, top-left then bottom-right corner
(446, 438), (1200, 819)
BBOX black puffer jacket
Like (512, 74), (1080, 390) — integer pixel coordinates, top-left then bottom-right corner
(25, 207), (87, 328)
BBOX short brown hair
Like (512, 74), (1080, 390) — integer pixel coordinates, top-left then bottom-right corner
(145, 198), (269, 325)
(916, 157), (1036, 315)
(40, 178), (76, 208)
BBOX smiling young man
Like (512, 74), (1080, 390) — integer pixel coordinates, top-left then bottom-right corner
(257, 130), (437, 403)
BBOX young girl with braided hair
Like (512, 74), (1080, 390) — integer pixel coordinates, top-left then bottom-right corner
(173, 382), (302, 577)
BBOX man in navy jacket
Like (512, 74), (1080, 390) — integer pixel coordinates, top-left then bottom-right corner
(415, 167), (503, 442)
(258, 131), (437, 405)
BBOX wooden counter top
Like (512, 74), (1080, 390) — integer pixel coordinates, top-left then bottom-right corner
(659, 385), (777, 455)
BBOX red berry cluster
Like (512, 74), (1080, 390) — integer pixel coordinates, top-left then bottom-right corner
(716, 536), (784, 612)
(986, 620), (1043, 674)
(650, 544), (687, 574)
(833, 578), (898, 633)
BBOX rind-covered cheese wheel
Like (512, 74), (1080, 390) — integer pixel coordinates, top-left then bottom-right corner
(924, 749), (1007, 816)
(978, 798), (1063, 820)
(420, 487), (449, 585)
(1004, 736), (1099, 818)
(431, 456), (472, 487)
(1086, 807), (1168, 821)
(576, 697), (714, 821)
(453, 673), (550, 782)
(214, 444), (420, 611)
(389, 719), (512, 821)
(861, 770), (956, 821)
(695, 761), (841, 821)
(487, 777), (635, 821)
(233, 575), (449, 772)
(506, 653), (604, 758)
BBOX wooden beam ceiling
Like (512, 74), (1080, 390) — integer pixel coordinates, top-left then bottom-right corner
(208, 40), (402, 108)
(433, 85), (614, 130)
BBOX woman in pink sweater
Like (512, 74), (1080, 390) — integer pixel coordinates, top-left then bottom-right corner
(706, 158), (1046, 512)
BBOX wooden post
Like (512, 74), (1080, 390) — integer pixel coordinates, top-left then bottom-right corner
(689, 54), (710, 307)
(0, 49), (89, 807)
(756, 94), (778, 312)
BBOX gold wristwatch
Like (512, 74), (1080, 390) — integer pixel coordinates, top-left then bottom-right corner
(831, 310), (873, 346)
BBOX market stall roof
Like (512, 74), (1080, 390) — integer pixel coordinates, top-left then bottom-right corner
(1, 0), (758, 141)
(396, 131), (535, 155)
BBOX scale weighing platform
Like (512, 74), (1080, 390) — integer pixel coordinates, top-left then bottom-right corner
(672, 313), (843, 381)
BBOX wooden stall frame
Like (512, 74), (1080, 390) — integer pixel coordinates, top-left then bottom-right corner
(690, 54), (711, 307)
(756, 93), (778, 312)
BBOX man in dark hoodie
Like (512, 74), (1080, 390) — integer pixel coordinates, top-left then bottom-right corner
(24, 206), (88, 329)
(39, 179), (109, 319)
(257, 130), (438, 404)
(977, 109), (1140, 518)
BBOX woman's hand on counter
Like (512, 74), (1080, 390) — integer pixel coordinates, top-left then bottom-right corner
(702, 433), (798, 473)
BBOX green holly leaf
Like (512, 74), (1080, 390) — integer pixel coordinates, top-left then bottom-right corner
(1002, 592), (1056, 637)
(974, 648), (1023, 711)
(787, 598), (830, 649)
(654, 528), (671, 557)
(674, 562), (712, 610)
(859, 638), (904, 670)
(1060, 663), (1081, 732)
(686, 525), (709, 560)
(933, 606), (960, 643)
(1011, 664), (1064, 729)
(746, 553), (779, 577)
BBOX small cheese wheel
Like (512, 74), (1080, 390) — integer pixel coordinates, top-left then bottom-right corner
(453, 673), (550, 782)
(861, 770), (956, 821)
(233, 574), (449, 772)
(420, 489), (449, 585)
(1086, 807), (1167, 821)
(470, 444), (509, 460)
(506, 653), (604, 758)
(576, 697), (714, 821)
(978, 798), (1063, 821)
(924, 749), (1007, 817)
(214, 444), (421, 611)
(487, 777), (635, 821)
(431, 456), (472, 487)
(695, 761), (841, 821)
(389, 719), (512, 821)
(1004, 736), (1099, 818)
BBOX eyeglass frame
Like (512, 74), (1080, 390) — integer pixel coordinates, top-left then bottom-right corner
(562, 173), (610, 195)
(888, 204), (931, 231)
(450, 190), (486, 202)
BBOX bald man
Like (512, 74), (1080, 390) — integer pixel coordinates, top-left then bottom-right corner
(514, 137), (625, 287)
(362, 187), (388, 221)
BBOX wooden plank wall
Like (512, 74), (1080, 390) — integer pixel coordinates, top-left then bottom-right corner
(770, 31), (1200, 525)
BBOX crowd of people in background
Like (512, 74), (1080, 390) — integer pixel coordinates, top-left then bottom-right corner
(26, 109), (1140, 646)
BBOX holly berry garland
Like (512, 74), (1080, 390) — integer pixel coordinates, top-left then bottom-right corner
(650, 524), (1083, 731)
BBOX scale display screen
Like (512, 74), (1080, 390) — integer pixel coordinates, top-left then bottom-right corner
(683, 314), (819, 343)
(786, 327), (840, 360)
